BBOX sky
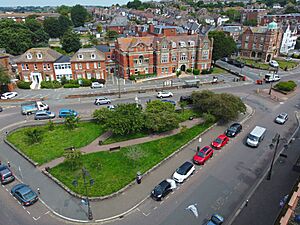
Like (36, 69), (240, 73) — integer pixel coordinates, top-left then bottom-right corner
(0, 0), (131, 7)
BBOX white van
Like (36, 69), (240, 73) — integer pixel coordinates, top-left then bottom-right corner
(246, 126), (266, 147)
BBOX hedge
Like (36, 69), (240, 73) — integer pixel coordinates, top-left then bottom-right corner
(274, 80), (297, 92)
(201, 69), (212, 75)
(186, 68), (193, 73)
(193, 69), (200, 75)
(79, 79), (92, 87)
(41, 81), (62, 89)
(63, 83), (80, 88)
(129, 73), (157, 80)
(17, 81), (32, 89)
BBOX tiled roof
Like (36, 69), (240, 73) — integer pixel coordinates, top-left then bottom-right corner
(95, 45), (111, 53)
(14, 48), (62, 63)
(70, 48), (105, 62)
(55, 55), (71, 63)
(117, 36), (154, 51)
(249, 26), (268, 33)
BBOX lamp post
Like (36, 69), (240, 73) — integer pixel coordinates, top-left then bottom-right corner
(72, 167), (94, 220)
(267, 133), (280, 180)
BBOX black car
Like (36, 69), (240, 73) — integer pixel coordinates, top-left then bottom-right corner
(11, 184), (38, 206)
(180, 96), (193, 105)
(225, 123), (242, 137)
(0, 106), (2, 112)
(232, 60), (245, 68)
(151, 179), (176, 201)
(0, 165), (15, 184)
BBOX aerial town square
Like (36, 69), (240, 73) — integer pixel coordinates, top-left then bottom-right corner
(0, 0), (300, 224)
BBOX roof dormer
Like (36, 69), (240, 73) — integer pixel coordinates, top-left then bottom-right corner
(37, 53), (42, 59)
(78, 54), (83, 59)
(179, 41), (186, 47)
(171, 41), (176, 48)
(91, 53), (96, 59)
(26, 53), (32, 59)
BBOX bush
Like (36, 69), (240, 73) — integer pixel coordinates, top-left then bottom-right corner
(60, 76), (68, 85)
(63, 83), (80, 88)
(129, 75), (136, 80)
(203, 113), (216, 124)
(274, 80), (297, 92)
(41, 81), (62, 89)
(98, 78), (106, 84)
(186, 68), (192, 73)
(193, 69), (200, 75)
(17, 81), (32, 89)
(201, 69), (212, 74)
(176, 70), (181, 77)
(79, 79), (92, 87)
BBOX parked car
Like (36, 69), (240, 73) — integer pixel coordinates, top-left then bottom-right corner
(246, 126), (266, 147)
(0, 165), (15, 184)
(151, 179), (176, 201)
(107, 105), (116, 110)
(34, 111), (56, 120)
(275, 113), (288, 124)
(264, 73), (280, 83)
(58, 109), (78, 118)
(11, 184), (38, 206)
(0, 106), (2, 112)
(91, 82), (104, 88)
(193, 146), (214, 165)
(179, 95), (193, 104)
(94, 97), (111, 105)
(221, 57), (229, 62)
(285, 57), (292, 62)
(205, 214), (224, 225)
(232, 60), (245, 68)
(269, 60), (279, 67)
(211, 134), (229, 149)
(1, 92), (18, 99)
(225, 123), (242, 137)
(161, 99), (176, 106)
(172, 161), (195, 183)
(157, 91), (173, 98)
(21, 101), (49, 115)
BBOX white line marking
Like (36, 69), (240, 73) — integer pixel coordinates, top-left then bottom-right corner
(160, 201), (164, 205)
(33, 216), (40, 221)
(153, 206), (157, 210)
(27, 210), (30, 215)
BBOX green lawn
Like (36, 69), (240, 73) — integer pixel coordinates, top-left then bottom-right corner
(176, 109), (200, 122)
(7, 122), (105, 165)
(276, 59), (298, 70)
(240, 58), (270, 70)
(49, 123), (211, 197)
(211, 67), (226, 74)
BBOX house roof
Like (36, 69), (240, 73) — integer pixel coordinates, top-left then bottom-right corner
(14, 48), (62, 63)
(117, 36), (154, 51)
(70, 48), (105, 62)
(249, 26), (268, 33)
(108, 16), (128, 27)
(95, 45), (111, 53)
(73, 26), (89, 32)
(222, 26), (242, 33)
(55, 55), (71, 63)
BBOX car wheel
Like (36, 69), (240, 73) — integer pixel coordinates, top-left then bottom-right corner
(160, 96), (163, 99)
(210, 154), (213, 158)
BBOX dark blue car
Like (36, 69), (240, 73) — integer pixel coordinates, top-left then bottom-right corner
(11, 184), (38, 206)
(205, 214), (224, 225)
(161, 99), (176, 106)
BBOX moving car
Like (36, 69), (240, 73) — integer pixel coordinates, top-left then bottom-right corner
(246, 126), (266, 147)
(193, 146), (214, 165)
(0, 165), (15, 184)
(264, 73), (280, 83)
(157, 91), (173, 98)
(205, 214), (224, 225)
(211, 134), (229, 149)
(161, 99), (176, 106)
(172, 161), (195, 183)
(11, 184), (38, 206)
(91, 82), (104, 88)
(179, 95), (193, 104)
(58, 109), (78, 118)
(94, 97), (111, 105)
(275, 113), (288, 124)
(1, 92), (18, 99)
(285, 57), (292, 61)
(151, 179), (176, 201)
(34, 111), (56, 120)
(225, 123), (242, 137)
(269, 60), (279, 67)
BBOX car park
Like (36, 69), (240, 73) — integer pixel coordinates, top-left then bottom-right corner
(179, 95), (193, 104)
(193, 146), (214, 165)
(94, 97), (111, 105)
(211, 134), (229, 149)
(0, 165), (15, 185)
(246, 126), (266, 147)
(91, 82), (104, 88)
(34, 111), (56, 120)
(151, 179), (176, 201)
(11, 184), (38, 206)
(275, 113), (288, 124)
(58, 109), (78, 118)
(161, 99), (176, 106)
(225, 123), (242, 137)
(204, 214), (224, 225)
(172, 161), (195, 183)
(269, 60), (279, 67)
(1, 92), (18, 99)
(157, 91), (173, 98)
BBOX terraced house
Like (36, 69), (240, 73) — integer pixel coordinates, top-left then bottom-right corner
(115, 25), (213, 79)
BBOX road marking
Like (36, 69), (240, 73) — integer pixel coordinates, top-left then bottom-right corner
(5, 188), (8, 192)
(165, 196), (169, 200)
(153, 206), (157, 210)
(27, 210), (30, 215)
(160, 201), (164, 205)
(33, 216), (40, 221)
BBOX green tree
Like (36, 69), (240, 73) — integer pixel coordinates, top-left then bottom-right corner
(243, 19), (258, 26)
(56, 5), (71, 16)
(96, 23), (103, 33)
(43, 17), (62, 38)
(58, 15), (73, 34)
(208, 31), (237, 61)
(0, 66), (11, 85)
(106, 103), (144, 135)
(61, 29), (81, 53)
(64, 115), (79, 130)
(223, 9), (241, 22)
(26, 129), (43, 144)
(89, 34), (98, 46)
(93, 107), (111, 124)
(144, 100), (179, 133)
(179, 101), (187, 113)
(70, 4), (89, 27)
(285, 4), (298, 13)
(127, 0), (142, 9)
(105, 30), (119, 40)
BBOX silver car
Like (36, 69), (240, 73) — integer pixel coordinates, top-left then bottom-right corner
(275, 113), (288, 124)
(94, 97), (111, 105)
(34, 111), (56, 120)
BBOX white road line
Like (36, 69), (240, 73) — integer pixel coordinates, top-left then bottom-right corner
(27, 210), (30, 215)
(44, 211), (50, 215)
(160, 201), (164, 205)
(5, 188), (8, 192)
(33, 216), (40, 221)
(153, 206), (157, 210)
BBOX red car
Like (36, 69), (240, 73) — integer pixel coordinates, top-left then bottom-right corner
(211, 134), (229, 149)
(193, 146), (214, 165)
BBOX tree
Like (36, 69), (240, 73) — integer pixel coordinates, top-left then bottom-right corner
(127, 0), (142, 9)
(105, 30), (119, 40)
(96, 23), (103, 33)
(64, 115), (79, 130)
(208, 31), (237, 61)
(144, 100), (179, 133)
(0, 66), (11, 85)
(58, 15), (73, 35)
(89, 34), (98, 46)
(26, 129), (43, 144)
(61, 29), (81, 53)
(223, 9), (241, 22)
(106, 103), (144, 135)
(93, 107), (111, 124)
(70, 4), (89, 27)
(43, 17), (62, 38)
(56, 5), (71, 16)
(285, 4), (298, 13)
(179, 101), (187, 113)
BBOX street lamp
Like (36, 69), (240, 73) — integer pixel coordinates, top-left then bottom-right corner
(72, 167), (94, 220)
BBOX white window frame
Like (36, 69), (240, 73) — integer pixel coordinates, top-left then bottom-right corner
(43, 64), (47, 70)
(86, 63), (90, 69)
(37, 53), (42, 59)
(34, 63), (38, 70)
(21, 64), (25, 70)
(202, 50), (209, 60)
(78, 54), (83, 59)
(180, 53), (187, 61)
(161, 53), (169, 63)
(94, 62), (97, 69)
(98, 62), (101, 68)
(47, 64), (51, 70)
(79, 63), (82, 69)
(91, 54), (96, 59)
(75, 63), (78, 70)
(26, 53), (32, 59)
(25, 64), (29, 70)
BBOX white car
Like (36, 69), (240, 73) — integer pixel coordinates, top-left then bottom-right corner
(285, 57), (292, 62)
(269, 60), (279, 68)
(1, 92), (18, 99)
(94, 97), (111, 105)
(172, 161), (195, 183)
(157, 91), (173, 98)
(91, 82), (104, 88)
(275, 113), (288, 124)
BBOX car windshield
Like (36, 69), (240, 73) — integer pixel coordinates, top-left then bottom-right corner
(214, 138), (222, 144)
(278, 115), (285, 119)
(3, 173), (12, 179)
(176, 167), (187, 175)
(23, 190), (35, 200)
(153, 185), (163, 195)
(197, 151), (205, 157)
(248, 134), (258, 141)
(229, 126), (237, 132)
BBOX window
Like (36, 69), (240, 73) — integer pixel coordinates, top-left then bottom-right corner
(37, 53), (42, 59)
(201, 63), (206, 69)
(47, 64), (51, 70)
(107, 55), (111, 59)
(26, 53), (32, 59)
(134, 59), (138, 64)
(145, 68), (148, 73)
(78, 54), (83, 59)
(172, 42), (177, 48)
(21, 64), (25, 70)
(244, 43), (248, 49)
(43, 64), (47, 70)
(260, 37), (264, 42)
(162, 43), (167, 49)
(245, 35), (249, 41)
(144, 58), (149, 63)
(25, 64), (29, 70)
(180, 53), (187, 61)
(34, 64), (37, 70)
(161, 53), (169, 63)
(188, 41), (195, 47)
(91, 54), (96, 59)
(98, 62), (101, 68)
(79, 63), (82, 69)
(202, 50), (209, 60)
(191, 52), (196, 60)
(86, 63), (90, 69)
(179, 41), (186, 47)
(135, 69), (138, 75)
(94, 62), (97, 69)
(75, 63), (78, 70)
(67, 64), (71, 69)
(172, 54), (177, 61)
(54, 65), (58, 70)
(96, 73), (100, 79)
(87, 73), (92, 79)
(112, 55), (115, 59)
(139, 55), (144, 64)
(77, 74), (82, 79)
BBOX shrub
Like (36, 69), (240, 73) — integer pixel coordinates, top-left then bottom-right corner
(79, 79), (92, 87)
(98, 78), (106, 84)
(201, 69), (212, 74)
(176, 70), (181, 77)
(203, 113), (216, 124)
(26, 129), (43, 144)
(17, 81), (32, 89)
(60, 76), (68, 85)
(274, 80), (297, 92)
(193, 69), (200, 75)
(41, 81), (62, 89)
(186, 68), (192, 73)
(129, 75), (136, 80)
(63, 83), (80, 88)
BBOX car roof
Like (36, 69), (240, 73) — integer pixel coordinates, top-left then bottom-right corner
(60, 109), (73, 112)
(200, 146), (211, 152)
(230, 123), (241, 127)
(178, 161), (193, 171)
(0, 165), (8, 171)
(279, 113), (288, 116)
(217, 134), (227, 139)
(158, 180), (170, 189)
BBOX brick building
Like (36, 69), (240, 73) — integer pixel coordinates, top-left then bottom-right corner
(241, 9), (267, 25)
(240, 22), (283, 62)
(115, 25), (212, 79)
(260, 13), (300, 26)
